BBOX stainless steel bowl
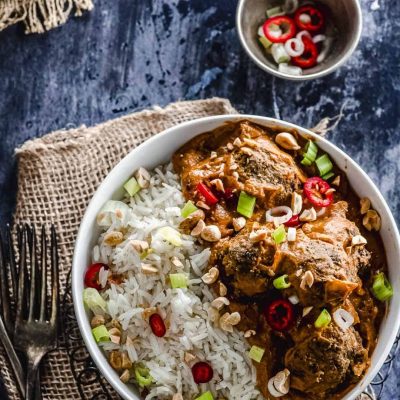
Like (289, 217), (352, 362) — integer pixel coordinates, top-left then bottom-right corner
(236, 0), (363, 80)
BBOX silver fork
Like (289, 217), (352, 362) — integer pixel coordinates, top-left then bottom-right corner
(0, 227), (25, 397)
(12, 225), (59, 400)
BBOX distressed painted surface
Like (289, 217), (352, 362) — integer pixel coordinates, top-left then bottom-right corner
(0, 0), (399, 398)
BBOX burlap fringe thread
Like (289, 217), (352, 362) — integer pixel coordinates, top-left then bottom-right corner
(0, 0), (93, 34)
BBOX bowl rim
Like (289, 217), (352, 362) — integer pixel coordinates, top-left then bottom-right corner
(235, 0), (363, 81)
(72, 114), (400, 400)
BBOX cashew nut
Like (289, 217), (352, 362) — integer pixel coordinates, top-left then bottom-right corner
(275, 132), (300, 150)
(232, 217), (246, 231)
(300, 271), (314, 290)
(104, 231), (124, 246)
(201, 225), (221, 242)
(134, 167), (151, 189)
(220, 312), (241, 332)
(202, 267), (219, 284)
(299, 207), (317, 222)
(211, 297), (230, 310)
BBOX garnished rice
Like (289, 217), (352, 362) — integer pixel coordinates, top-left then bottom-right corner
(89, 163), (262, 400)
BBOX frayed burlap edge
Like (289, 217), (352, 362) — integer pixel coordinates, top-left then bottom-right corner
(0, 98), (237, 400)
(0, 0), (93, 34)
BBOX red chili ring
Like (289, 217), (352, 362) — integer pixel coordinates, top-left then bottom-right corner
(294, 5), (325, 32)
(84, 263), (109, 290)
(197, 182), (219, 206)
(292, 36), (319, 69)
(263, 16), (297, 44)
(264, 299), (295, 331)
(284, 214), (301, 228)
(303, 177), (334, 208)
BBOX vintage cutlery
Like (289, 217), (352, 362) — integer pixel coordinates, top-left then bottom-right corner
(10, 225), (59, 400)
(0, 228), (25, 397)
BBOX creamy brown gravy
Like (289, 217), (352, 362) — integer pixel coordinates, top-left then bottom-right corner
(173, 121), (386, 400)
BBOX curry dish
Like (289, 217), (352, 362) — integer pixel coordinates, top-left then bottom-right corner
(173, 120), (387, 399)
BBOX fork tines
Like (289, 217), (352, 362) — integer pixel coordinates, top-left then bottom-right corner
(13, 224), (59, 326)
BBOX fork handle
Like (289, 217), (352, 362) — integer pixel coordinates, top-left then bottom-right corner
(0, 318), (25, 397)
(26, 357), (43, 400)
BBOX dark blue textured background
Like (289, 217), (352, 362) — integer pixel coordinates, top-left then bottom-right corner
(0, 0), (399, 398)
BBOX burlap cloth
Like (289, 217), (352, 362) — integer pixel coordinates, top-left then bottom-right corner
(0, 0), (93, 34)
(0, 98), (237, 399)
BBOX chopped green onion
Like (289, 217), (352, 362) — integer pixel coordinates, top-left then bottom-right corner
(170, 273), (188, 289)
(92, 325), (110, 343)
(181, 200), (198, 218)
(272, 225), (286, 244)
(301, 141), (318, 165)
(123, 177), (141, 197)
(271, 43), (290, 64)
(315, 309), (331, 329)
(195, 391), (214, 400)
(301, 157), (313, 166)
(372, 272), (393, 301)
(266, 6), (284, 17)
(249, 345), (265, 363)
(140, 248), (153, 260)
(83, 288), (107, 314)
(158, 226), (182, 246)
(322, 171), (335, 181)
(134, 365), (153, 388)
(237, 191), (256, 218)
(273, 274), (291, 289)
(259, 36), (273, 49)
(316, 154), (333, 177)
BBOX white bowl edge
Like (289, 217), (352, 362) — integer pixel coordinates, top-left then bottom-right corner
(72, 114), (400, 400)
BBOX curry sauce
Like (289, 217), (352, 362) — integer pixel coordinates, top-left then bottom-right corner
(173, 121), (386, 400)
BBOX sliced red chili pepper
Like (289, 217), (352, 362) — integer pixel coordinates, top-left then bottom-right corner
(303, 177), (333, 208)
(264, 299), (295, 331)
(292, 36), (318, 69)
(149, 313), (166, 337)
(263, 16), (296, 44)
(294, 5), (325, 32)
(84, 263), (109, 290)
(284, 214), (301, 228)
(192, 361), (214, 384)
(197, 183), (219, 206)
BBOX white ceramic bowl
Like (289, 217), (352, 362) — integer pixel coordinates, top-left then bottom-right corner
(72, 115), (400, 400)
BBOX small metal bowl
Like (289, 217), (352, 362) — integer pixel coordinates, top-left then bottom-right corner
(236, 0), (363, 80)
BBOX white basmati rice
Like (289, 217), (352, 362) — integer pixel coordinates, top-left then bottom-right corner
(92, 163), (262, 400)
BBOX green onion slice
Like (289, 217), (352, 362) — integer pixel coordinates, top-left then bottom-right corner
(259, 36), (273, 49)
(83, 288), (107, 314)
(92, 325), (110, 343)
(123, 177), (141, 197)
(321, 171), (335, 181)
(372, 272), (393, 301)
(272, 225), (286, 244)
(237, 191), (256, 218)
(195, 391), (214, 400)
(266, 6), (284, 17)
(249, 345), (265, 363)
(301, 140), (318, 165)
(315, 309), (331, 329)
(158, 226), (182, 246)
(273, 274), (291, 289)
(170, 273), (188, 289)
(316, 154), (333, 177)
(181, 200), (198, 218)
(134, 365), (153, 388)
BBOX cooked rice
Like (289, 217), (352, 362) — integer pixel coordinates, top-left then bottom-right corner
(91, 163), (262, 400)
